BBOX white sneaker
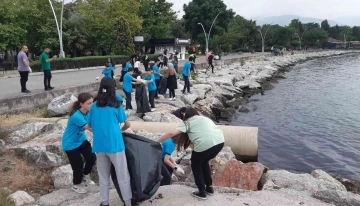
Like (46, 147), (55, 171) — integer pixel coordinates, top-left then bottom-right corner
(151, 108), (156, 112)
(173, 97), (176, 100)
(82, 174), (96, 186)
(72, 184), (87, 194)
(168, 98), (173, 101)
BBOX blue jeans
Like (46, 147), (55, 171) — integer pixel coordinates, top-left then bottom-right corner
(123, 89), (132, 110)
(182, 75), (190, 93)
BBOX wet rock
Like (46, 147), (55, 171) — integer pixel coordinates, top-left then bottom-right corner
(312, 190), (360, 206)
(143, 112), (182, 123)
(311, 169), (346, 191)
(8, 191), (35, 206)
(220, 107), (236, 121)
(335, 176), (360, 193)
(48, 93), (77, 117)
(261, 81), (275, 91)
(226, 98), (243, 108)
(52, 165), (73, 189)
(212, 160), (265, 191)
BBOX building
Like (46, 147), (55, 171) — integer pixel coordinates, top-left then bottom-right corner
(350, 41), (360, 49)
(323, 38), (345, 49)
(149, 38), (191, 60)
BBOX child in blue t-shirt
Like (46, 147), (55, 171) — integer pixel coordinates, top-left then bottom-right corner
(102, 63), (112, 78)
(160, 138), (183, 186)
(62, 92), (96, 194)
(122, 67), (143, 110)
(120, 59), (131, 82)
(108, 57), (115, 78)
(152, 59), (161, 98)
(182, 56), (193, 94)
(144, 69), (157, 110)
(88, 77), (133, 206)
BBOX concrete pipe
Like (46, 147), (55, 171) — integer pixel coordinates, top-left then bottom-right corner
(129, 121), (258, 162)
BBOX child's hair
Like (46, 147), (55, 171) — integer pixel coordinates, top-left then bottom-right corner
(174, 107), (200, 151)
(105, 63), (109, 68)
(189, 56), (194, 62)
(128, 67), (134, 72)
(94, 77), (120, 108)
(69, 93), (93, 116)
(180, 107), (187, 114)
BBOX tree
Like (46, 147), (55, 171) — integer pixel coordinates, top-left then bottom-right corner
(303, 28), (329, 48)
(352, 26), (360, 41)
(321, 20), (330, 32)
(226, 15), (259, 51)
(183, 0), (235, 47)
(291, 40), (300, 48)
(113, 17), (135, 55)
(170, 19), (190, 38)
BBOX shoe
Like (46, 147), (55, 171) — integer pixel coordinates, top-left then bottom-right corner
(22, 90), (31, 93)
(72, 184), (87, 194)
(151, 108), (156, 112)
(168, 98), (173, 101)
(100, 203), (109, 206)
(205, 186), (214, 196)
(49, 86), (55, 90)
(188, 91), (192, 94)
(82, 174), (96, 186)
(173, 97), (176, 100)
(191, 191), (207, 200)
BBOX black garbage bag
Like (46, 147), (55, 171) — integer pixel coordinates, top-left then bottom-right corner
(135, 83), (151, 113)
(110, 133), (162, 204)
(159, 77), (167, 95)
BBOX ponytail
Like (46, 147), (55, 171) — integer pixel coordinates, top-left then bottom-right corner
(69, 101), (81, 116)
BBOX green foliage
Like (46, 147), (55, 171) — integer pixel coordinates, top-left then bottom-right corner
(291, 40), (301, 48)
(113, 17), (135, 55)
(303, 28), (329, 48)
(321, 20), (330, 32)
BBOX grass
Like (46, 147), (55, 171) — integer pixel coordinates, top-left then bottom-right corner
(0, 188), (15, 206)
(0, 106), (52, 127)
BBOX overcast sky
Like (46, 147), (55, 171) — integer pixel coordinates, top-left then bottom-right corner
(64, 0), (360, 20)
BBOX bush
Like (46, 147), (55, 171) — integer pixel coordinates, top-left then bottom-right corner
(30, 54), (161, 72)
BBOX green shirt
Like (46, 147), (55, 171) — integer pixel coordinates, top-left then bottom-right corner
(177, 115), (224, 152)
(40, 52), (51, 71)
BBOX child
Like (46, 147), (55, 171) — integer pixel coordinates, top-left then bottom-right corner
(88, 77), (132, 206)
(152, 59), (161, 98)
(108, 57), (115, 78)
(62, 93), (96, 194)
(102, 63), (112, 79)
(120, 59), (131, 82)
(167, 63), (178, 101)
(182, 57), (193, 94)
(160, 137), (177, 186)
(144, 69), (157, 111)
(206, 51), (214, 74)
(173, 52), (179, 73)
(123, 67), (143, 110)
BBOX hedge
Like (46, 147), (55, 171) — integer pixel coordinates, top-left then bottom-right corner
(29, 54), (161, 72)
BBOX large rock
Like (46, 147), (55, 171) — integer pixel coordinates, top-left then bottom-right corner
(212, 160), (265, 191)
(8, 191), (35, 206)
(311, 169), (346, 191)
(312, 190), (360, 206)
(48, 93), (77, 116)
(261, 170), (347, 194)
(52, 164), (73, 189)
(181, 93), (199, 105)
(136, 129), (163, 141)
(193, 99), (216, 120)
(143, 112), (182, 123)
(8, 121), (50, 146)
(216, 146), (235, 160)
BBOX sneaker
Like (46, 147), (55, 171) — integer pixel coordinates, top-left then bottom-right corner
(205, 186), (214, 196)
(100, 203), (109, 206)
(72, 184), (87, 194)
(173, 97), (176, 100)
(191, 191), (207, 200)
(168, 98), (173, 101)
(22, 90), (31, 93)
(188, 91), (192, 94)
(49, 86), (55, 90)
(83, 174), (96, 186)
(151, 108), (156, 112)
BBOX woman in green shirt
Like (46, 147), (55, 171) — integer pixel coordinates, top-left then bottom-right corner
(157, 108), (224, 200)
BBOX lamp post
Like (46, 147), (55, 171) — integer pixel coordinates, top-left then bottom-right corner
(198, 11), (224, 54)
(258, 22), (273, 53)
(49, 0), (65, 58)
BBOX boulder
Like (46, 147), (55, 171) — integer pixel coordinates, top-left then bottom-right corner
(335, 176), (360, 193)
(8, 191), (35, 206)
(52, 164), (73, 189)
(261, 170), (347, 194)
(311, 169), (346, 191)
(0, 139), (5, 148)
(212, 160), (265, 191)
(239, 106), (250, 113)
(220, 107), (236, 121)
(181, 93), (199, 105)
(135, 129), (163, 141)
(179, 154), (191, 166)
(48, 93), (77, 116)
(193, 100), (216, 120)
(143, 112), (182, 123)
(8, 121), (50, 146)
(226, 98), (243, 108)
(312, 190), (360, 206)
(216, 146), (235, 160)
(262, 180), (281, 191)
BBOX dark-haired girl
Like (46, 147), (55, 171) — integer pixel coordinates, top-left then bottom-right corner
(88, 77), (132, 206)
(62, 93), (96, 194)
(157, 108), (224, 200)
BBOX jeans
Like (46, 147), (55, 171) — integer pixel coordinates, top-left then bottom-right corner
(155, 79), (160, 97)
(160, 162), (174, 186)
(149, 90), (156, 108)
(207, 62), (214, 73)
(123, 89), (132, 110)
(19, 71), (29, 91)
(169, 89), (175, 98)
(191, 143), (224, 192)
(43, 70), (52, 89)
(182, 75), (190, 93)
(65, 141), (96, 185)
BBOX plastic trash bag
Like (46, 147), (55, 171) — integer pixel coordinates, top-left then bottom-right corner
(111, 132), (162, 204)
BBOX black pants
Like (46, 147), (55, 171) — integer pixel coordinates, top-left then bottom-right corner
(123, 89), (132, 110)
(207, 62), (214, 73)
(144, 63), (149, 71)
(182, 75), (190, 93)
(43, 70), (52, 89)
(65, 141), (96, 185)
(19, 71), (29, 91)
(160, 162), (174, 186)
(155, 79), (160, 97)
(169, 89), (175, 98)
(149, 90), (156, 108)
(191, 143), (224, 192)
(120, 71), (127, 82)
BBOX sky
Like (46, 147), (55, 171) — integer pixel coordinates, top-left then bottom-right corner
(64, 0), (360, 20)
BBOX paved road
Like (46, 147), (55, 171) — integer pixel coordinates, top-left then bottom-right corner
(0, 53), (266, 98)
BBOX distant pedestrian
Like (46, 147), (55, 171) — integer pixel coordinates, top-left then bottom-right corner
(206, 51), (214, 74)
(102, 63), (112, 79)
(167, 63), (178, 101)
(120, 59), (131, 82)
(130, 51), (140, 68)
(143, 49), (151, 71)
(40, 47), (57, 91)
(163, 49), (168, 67)
(17, 45), (31, 93)
(152, 59), (161, 98)
(144, 69), (157, 110)
(182, 57), (192, 94)
(173, 52), (179, 73)
(107, 57), (115, 78)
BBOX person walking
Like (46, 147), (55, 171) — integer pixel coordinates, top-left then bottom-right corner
(123, 67), (143, 110)
(167, 63), (178, 100)
(62, 93), (96, 194)
(173, 52), (179, 73)
(157, 108), (224, 200)
(17, 45), (31, 93)
(143, 49), (151, 71)
(88, 78), (133, 206)
(144, 69), (157, 111)
(120, 59), (131, 82)
(182, 57), (192, 94)
(40, 47), (57, 91)
(152, 59), (161, 98)
(107, 57), (115, 78)
(206, 51), (214, 74)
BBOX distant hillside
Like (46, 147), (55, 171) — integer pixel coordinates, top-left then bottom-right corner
(253, 15), (341, 26)
(333, 16), (360, 27)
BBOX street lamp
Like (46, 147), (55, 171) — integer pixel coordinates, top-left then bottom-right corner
(197, 11), (224, 54)
(49, 0), (65, 58)
(258, 22), (273, 53)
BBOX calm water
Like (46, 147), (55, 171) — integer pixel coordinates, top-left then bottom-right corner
(232, 54), (360, 178)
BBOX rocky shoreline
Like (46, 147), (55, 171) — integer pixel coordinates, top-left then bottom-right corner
(2, 50), (360, 206)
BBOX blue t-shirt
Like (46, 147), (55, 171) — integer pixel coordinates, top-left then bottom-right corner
(144, 74), (156, 91)
(152, 64), (160, 80)
(87, 102), (127, 153)
(161, 138), (176, 159)
(109, 63), (115, 70)
(102, 68), (112, 78)
(123, 62), (131, 72)
(123, 73), (134, 93)
(62, 110), (88, 151)
(182, 61), (191, 77)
